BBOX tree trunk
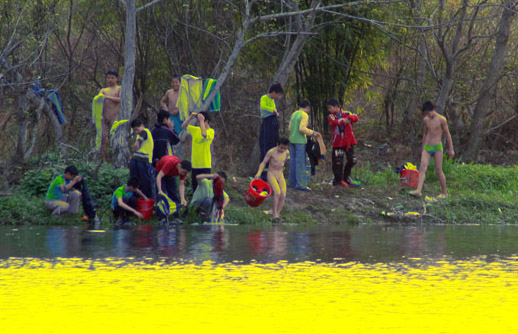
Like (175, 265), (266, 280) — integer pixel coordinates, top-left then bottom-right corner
(406, 27), (427, 143)
(246, 0), (320, 175)
(111, 0), (167, 168)
(435, 62), (455, 115)
(462, 1), (516, 162)
(112, 0), (137, 168)
(274, 0), (319, 87)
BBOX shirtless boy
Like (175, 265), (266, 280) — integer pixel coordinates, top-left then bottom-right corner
(160, 75), (182, 135)
(255, 137), (290, 222)
(99, 70), (121, 158)
(410, 101), (455, 199)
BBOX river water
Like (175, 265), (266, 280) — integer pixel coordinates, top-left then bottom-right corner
(1, 223), (518, 262)
(2, 223), (518, 333)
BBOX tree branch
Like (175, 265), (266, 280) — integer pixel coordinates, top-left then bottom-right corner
(243, 31), (317, 48)
(117, 0), (127, 9)
(136, 0), (166, 14)
(252, 1), (403, 24)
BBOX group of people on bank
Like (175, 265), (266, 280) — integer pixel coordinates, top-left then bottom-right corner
(253, 84), (360, 222)
(44, 72), (455, 224)
(46, 71), (228, 226)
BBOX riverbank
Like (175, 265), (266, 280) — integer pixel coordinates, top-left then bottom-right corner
(225, 161), (518, 225)
(1, 156), (517, 225)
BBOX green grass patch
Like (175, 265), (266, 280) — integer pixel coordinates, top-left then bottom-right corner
(3, 158), (518, 225)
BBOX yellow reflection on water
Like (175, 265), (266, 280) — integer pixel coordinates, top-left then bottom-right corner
(1, 257), (518, 333)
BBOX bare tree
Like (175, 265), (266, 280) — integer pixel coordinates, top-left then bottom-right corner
(111, 0), (167, 168)
(433, 0), (484, 115)
(0, 1), (64, 188)
(462, 1), (517, 162)
(246, 0), (321, 173)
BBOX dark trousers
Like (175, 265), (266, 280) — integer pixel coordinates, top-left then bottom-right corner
(332, 147), (356, 184)
(129, 159), (155, 199)
(113, 196), (138, 219)
(259, 115), (279, 180)
(191, 168), (211, 192)
(72, 178), (96, 219)
(161, 175), (179, 203)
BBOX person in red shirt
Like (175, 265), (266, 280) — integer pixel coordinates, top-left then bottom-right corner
(155, 155), (191, 207)
(326, 98), (359, 186)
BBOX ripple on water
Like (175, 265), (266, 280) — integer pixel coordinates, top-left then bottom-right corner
(1, 256), (518, 333)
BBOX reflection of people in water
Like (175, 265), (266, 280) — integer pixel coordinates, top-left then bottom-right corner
(112, 229), (131, 258)
(132, 224), (153, 249)
(403, 227), (446, 257)
(330, 232), (353, 260)
(211, 225), (225, 253)
(403, 227), (426, 256)
(270, 226), (287, 258)
(247, 231), (266, 255)
(247, 227), (287, 258)
(156, 227), (178, 257)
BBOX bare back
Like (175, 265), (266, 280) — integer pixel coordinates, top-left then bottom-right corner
(423, 113), (447, 145)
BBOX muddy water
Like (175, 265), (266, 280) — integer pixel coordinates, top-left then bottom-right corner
(2, 224), (518, 333)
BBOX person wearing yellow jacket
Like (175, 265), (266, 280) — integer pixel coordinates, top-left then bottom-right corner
(259, 83), (283, 180)
(129, 119), (155, 199)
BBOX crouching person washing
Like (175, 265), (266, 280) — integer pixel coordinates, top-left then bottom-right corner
(111, 177), (148, 226)
(45, 165), (83, 216)
(191, 172), (230, 223)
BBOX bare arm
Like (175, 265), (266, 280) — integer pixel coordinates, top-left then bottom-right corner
(255, 151), (272, 178)
(156, 170), (165, 194)
(196, 173), (215, 181)
(182, 113), (196, 129)
(198, 113), (207, 138)
(117, 197), (143, 219)
(442, 119), (455, 158)
(104, 87), (121, 103)
(105, 95), (121, 103)
(60, 175), (83, 192)
(160, 92), (169, 110)
(179, 179), (186, 206)
(134, 188), (148, 201)
(421, 118), (428, 146)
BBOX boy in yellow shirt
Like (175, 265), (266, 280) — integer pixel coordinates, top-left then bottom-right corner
(182, 111), (214, 191)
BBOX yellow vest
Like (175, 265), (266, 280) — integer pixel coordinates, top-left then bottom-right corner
(134, 128), (154, 163)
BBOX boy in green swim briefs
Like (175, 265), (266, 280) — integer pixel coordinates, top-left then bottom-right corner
(410, 101), (455, 198)
(255, 137), (290, 222)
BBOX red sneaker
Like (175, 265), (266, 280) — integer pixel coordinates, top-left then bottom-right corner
(340, 181), (349, 187)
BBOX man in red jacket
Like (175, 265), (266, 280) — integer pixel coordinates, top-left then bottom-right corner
(326, 98), (359, 186)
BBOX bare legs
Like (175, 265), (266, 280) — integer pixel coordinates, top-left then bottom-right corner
(268, 171), (286, 220)
(411, 149), (447, 197)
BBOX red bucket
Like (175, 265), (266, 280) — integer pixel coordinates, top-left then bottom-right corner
(400, 169), (419, 188)
(137, 198), (155, 220)
(245, 179), (271, 207)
